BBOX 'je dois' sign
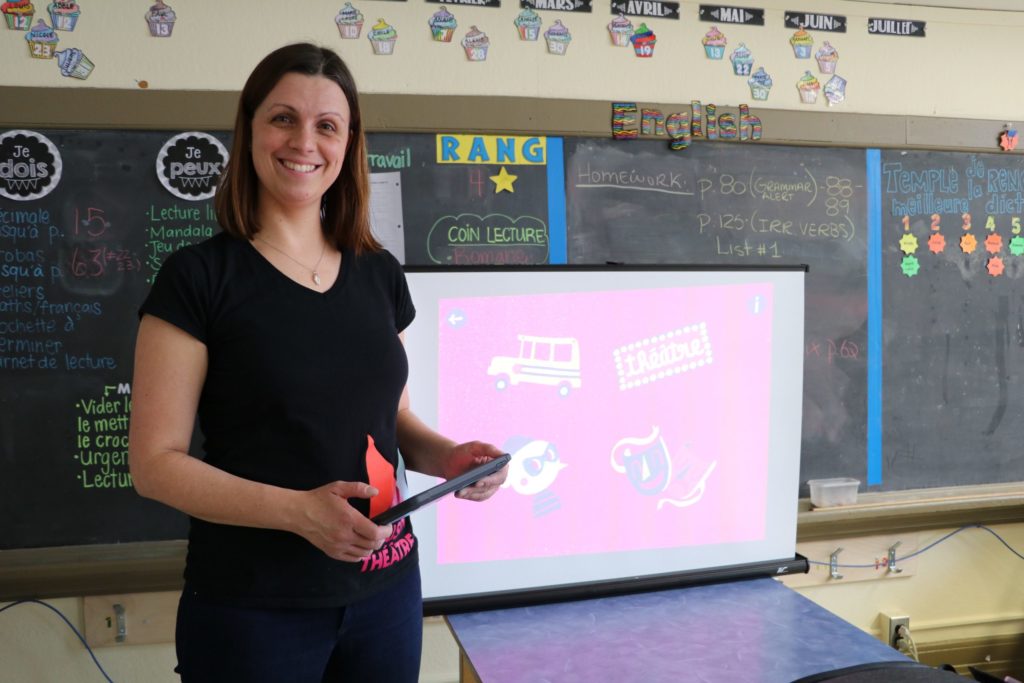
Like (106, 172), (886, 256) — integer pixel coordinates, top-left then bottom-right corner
(0, 130), (62, 202)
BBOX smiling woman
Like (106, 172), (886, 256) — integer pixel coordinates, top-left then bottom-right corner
(126, 43), (508, 683)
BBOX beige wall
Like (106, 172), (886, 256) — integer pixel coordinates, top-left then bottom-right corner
(3, 0), (1024, 681)
(0, 0), (1023, 121)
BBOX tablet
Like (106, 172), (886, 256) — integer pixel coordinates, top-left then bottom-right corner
(372, 453), (511, 525)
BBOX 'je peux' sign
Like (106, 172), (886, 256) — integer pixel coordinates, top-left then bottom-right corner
(784, 11), (846, 33)
(698, 5), (764, 26)
(867, 17), (925, 37)
(521, 0), (591, 12)
(611, 0), (679, 19)
(612, 101), (762, 151)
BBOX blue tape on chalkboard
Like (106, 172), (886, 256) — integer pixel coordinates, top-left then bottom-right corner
(866, 148), (882, 486)
(547, 137), (567, 264)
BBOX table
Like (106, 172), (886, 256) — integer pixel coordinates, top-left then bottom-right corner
(445, 578), (936, 683)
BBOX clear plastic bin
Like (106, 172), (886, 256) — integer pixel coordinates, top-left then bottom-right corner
(808, 477), (860, 508)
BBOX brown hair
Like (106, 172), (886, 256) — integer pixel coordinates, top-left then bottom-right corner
(215, 43), (380, 254)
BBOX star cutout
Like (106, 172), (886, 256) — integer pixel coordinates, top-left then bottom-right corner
(490, 166), (518, 193)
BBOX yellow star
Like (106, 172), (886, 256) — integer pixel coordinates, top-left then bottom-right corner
(490, 166), (518, 193)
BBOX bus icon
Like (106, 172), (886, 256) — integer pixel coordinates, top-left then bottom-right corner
(487, 335), (581, 397)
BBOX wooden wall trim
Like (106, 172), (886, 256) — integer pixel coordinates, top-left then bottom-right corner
(2, 484), (1022, 601)
(0, 87), (1013, 152)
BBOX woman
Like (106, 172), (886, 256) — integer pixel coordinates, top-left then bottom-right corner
(128, 43), (507, 682)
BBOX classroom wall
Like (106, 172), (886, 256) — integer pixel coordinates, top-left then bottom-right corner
(3, 0), (1024, 680)
(0, 0), (1023, 121)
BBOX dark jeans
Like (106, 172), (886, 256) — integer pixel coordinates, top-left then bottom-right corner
(175, 567), (423, 683)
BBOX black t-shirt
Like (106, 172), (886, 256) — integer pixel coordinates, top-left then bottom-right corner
(140, 232), (418, 607)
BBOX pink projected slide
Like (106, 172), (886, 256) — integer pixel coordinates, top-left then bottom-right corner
(434, 282), (774, 564)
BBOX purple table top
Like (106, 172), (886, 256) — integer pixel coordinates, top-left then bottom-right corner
(446, 578), (911, 683)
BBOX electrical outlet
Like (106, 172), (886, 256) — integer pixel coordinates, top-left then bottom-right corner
(881, 613), (910, 649)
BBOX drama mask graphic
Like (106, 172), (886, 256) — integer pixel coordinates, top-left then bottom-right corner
(610, 425), (717, 510)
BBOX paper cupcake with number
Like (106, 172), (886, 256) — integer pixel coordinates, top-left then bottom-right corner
(461, 25), (489, 61)
(145, 0), (174, 37)
(25, 18), (57, 58)
(543, 19), (570, 55)
(55, 46), (92, 79)
(824, 75), (847, 106)
(47, 1), (78, 30)
(747, 66), (772, 101)
(702, 25), (726, 59)
(815, 41), (838, 73)
(367, 18), (397, 55)
(335, 2), (363, 39)
(630, 23), (655, 58)
(2, 0), (34, 30)
(607, 13), (631, 47)
(796, 71), (820, 104)
(790, 26), (812, 58)
(513, 7), (540, 41)
(729, 43), (752, 76)
(428, 5), (456, 42)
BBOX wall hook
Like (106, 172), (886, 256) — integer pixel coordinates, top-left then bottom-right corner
(829, 547), (844, 580)
(887, 542), (903, 574)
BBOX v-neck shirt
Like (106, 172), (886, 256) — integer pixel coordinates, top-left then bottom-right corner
(140, 231), (418, 607)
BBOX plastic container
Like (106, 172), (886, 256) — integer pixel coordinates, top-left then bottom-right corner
(808, 477), (860, 508)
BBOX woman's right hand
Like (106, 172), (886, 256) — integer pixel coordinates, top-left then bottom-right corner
(297, 481), (393, 562)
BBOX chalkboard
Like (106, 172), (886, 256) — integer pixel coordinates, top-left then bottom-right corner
(881, 150), (1024, 489)
(9, 127), (1024, 553)
(0, 128), (558, 551)
(368, 133), (557, 266)
(565, 139), (869, 490)
(0, 129), (229, 550)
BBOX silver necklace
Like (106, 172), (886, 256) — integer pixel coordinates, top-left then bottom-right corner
(255, 235), (327, 286)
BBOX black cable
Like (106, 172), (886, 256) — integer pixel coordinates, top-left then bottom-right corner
(0, 599), (115, 683)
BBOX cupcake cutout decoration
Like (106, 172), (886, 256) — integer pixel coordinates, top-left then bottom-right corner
(702, 25), (726, 59)
(748, 66), (772, 101)
(790, 26), (812, 58)
(3, 0), (35, 30)
(607, 13), (631, 47)
(630, 22), (655, 58)
(543, 19), (570, 55)
(47, 1), (78, 31)
(55, 45), (92, 79)
(513, 7), (540, 41)
(335, 2), (363, 39)
(729, 43), (752, 75)
(461, 25), (489, 61)
(145, 0), (175, 37)
(797, 71), (820, 104)
(824, 75), (847, 106)
(25, 18), (57, 58)
(815, 41), (838, 73)
(428, 5), (456, 42)
(368, 18), (397, 54)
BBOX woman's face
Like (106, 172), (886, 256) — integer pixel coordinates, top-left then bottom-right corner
(250, 72), (351, 214)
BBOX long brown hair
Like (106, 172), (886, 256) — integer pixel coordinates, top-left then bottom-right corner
(215, 43), (380, 253)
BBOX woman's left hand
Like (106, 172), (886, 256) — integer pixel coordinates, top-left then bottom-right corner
(445, 441), (508, 502)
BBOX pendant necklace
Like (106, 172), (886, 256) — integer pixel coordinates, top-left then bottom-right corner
(255, 235), (327, 286)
